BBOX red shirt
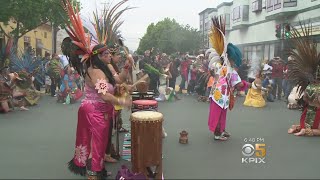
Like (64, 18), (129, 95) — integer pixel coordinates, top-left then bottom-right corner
(180, 59), (192, 79)
(271, 62), (284, 79)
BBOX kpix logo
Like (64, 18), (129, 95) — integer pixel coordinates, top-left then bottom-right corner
(241, 143), (266, 164)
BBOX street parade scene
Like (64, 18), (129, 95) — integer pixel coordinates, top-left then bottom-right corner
(1, 0), (320, 179)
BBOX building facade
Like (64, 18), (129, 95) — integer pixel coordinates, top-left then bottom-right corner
(199, 8), (217, 49)
(200, 0), (320, 62)
(0, 21), (53, 57)
(56, 29), (69, 55)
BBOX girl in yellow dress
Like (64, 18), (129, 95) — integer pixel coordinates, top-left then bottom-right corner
(243, 77), (266, 108)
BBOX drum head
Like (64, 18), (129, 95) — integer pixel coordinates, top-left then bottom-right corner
(131, 111), (163, 122)
(133, 99), (157, 106)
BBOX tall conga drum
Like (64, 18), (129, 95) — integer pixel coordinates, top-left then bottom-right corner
(130, 111), (163, 179)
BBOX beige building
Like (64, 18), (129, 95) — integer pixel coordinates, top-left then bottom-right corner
(0, 21), (53, 57)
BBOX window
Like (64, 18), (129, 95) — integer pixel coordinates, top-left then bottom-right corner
(205, 22), (210, 31)
(252, 0), (262, 12)
(274, 0), (282, 10)
(24, 42), (31, 52)
(264, 44), (270, 60)
(233, 6), (241, 21)
(24, 36), (31, 43)
(44, 32), (47, 38)
(269, 44), (275, 59)
(267, 0), (274, 12)
(225, 14), (230, 26)
(283, 0), (297, 7)
(242, 5), (249, 21)
(36, 39), (42, 57)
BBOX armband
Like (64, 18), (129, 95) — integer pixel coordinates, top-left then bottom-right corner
(95, 79), (109, 95)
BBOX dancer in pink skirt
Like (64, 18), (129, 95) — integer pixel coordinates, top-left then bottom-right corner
(207, 16), (245, 141)
(60, 1), (131, 178)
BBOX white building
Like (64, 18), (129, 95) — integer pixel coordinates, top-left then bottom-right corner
(56, 29), (69, 55)
(199, 0), (320, 62)
(199, 8), (217, 49)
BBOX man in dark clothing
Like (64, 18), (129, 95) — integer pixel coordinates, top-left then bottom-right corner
(168, 58), (180, 89)
(238, 59), (249, 81)
(139, 50), (161, 95)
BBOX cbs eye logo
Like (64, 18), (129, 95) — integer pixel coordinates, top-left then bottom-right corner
(241, 144), (266, 164)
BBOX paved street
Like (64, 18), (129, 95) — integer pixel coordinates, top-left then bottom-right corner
(0, 93), (320, 179)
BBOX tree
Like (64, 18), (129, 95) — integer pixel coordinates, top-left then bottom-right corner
(137, 18), (201, 55)
(0, 0), (79, 50)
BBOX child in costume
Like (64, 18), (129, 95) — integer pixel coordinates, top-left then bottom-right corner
(207, 17), (244, 141)
(243, 75), (266, 108)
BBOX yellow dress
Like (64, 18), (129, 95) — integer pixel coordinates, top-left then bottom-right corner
(243, 87), (266, 108)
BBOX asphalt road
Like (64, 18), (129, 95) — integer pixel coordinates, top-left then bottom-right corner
(0, 92), (319, 179)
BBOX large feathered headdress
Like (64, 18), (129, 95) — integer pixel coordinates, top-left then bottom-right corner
(287, 21), (320, 96)
(81, 0), (133, 52)
(61, 0), (108, 63)
(9, 50), (44, 88)
(208, 16), (242, 70)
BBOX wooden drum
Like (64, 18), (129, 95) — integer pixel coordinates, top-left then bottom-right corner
(130, 111), (163, 179)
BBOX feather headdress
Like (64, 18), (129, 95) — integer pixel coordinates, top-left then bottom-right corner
(83, 0), (133, 48)
(287, 21), (320, 96)
(61, 0), (94, 63)
(208, 16), (242, 69)
(209, 16), (227, 57)
(9, 50), (44, 88)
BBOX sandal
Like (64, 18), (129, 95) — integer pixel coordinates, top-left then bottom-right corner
(214, 135), (228, 141)
(104, 154), (117, 163)
(222, 131), (230, 137)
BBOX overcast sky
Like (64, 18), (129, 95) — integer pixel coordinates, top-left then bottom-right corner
(79, 0), (231, 51)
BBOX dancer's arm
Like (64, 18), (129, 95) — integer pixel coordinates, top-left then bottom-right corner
(90, 69), (131, 107)
(107, 63), (130, 84)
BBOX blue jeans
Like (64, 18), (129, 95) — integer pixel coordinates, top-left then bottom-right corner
(282, 79), (293, 100)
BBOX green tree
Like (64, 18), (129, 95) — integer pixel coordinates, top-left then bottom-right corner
(137, 18), (201, 55)
(0, 0), (79, 50)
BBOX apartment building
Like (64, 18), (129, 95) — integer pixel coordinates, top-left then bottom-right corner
(199, 8), (218, 48)
(199, 0), (320, 62)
